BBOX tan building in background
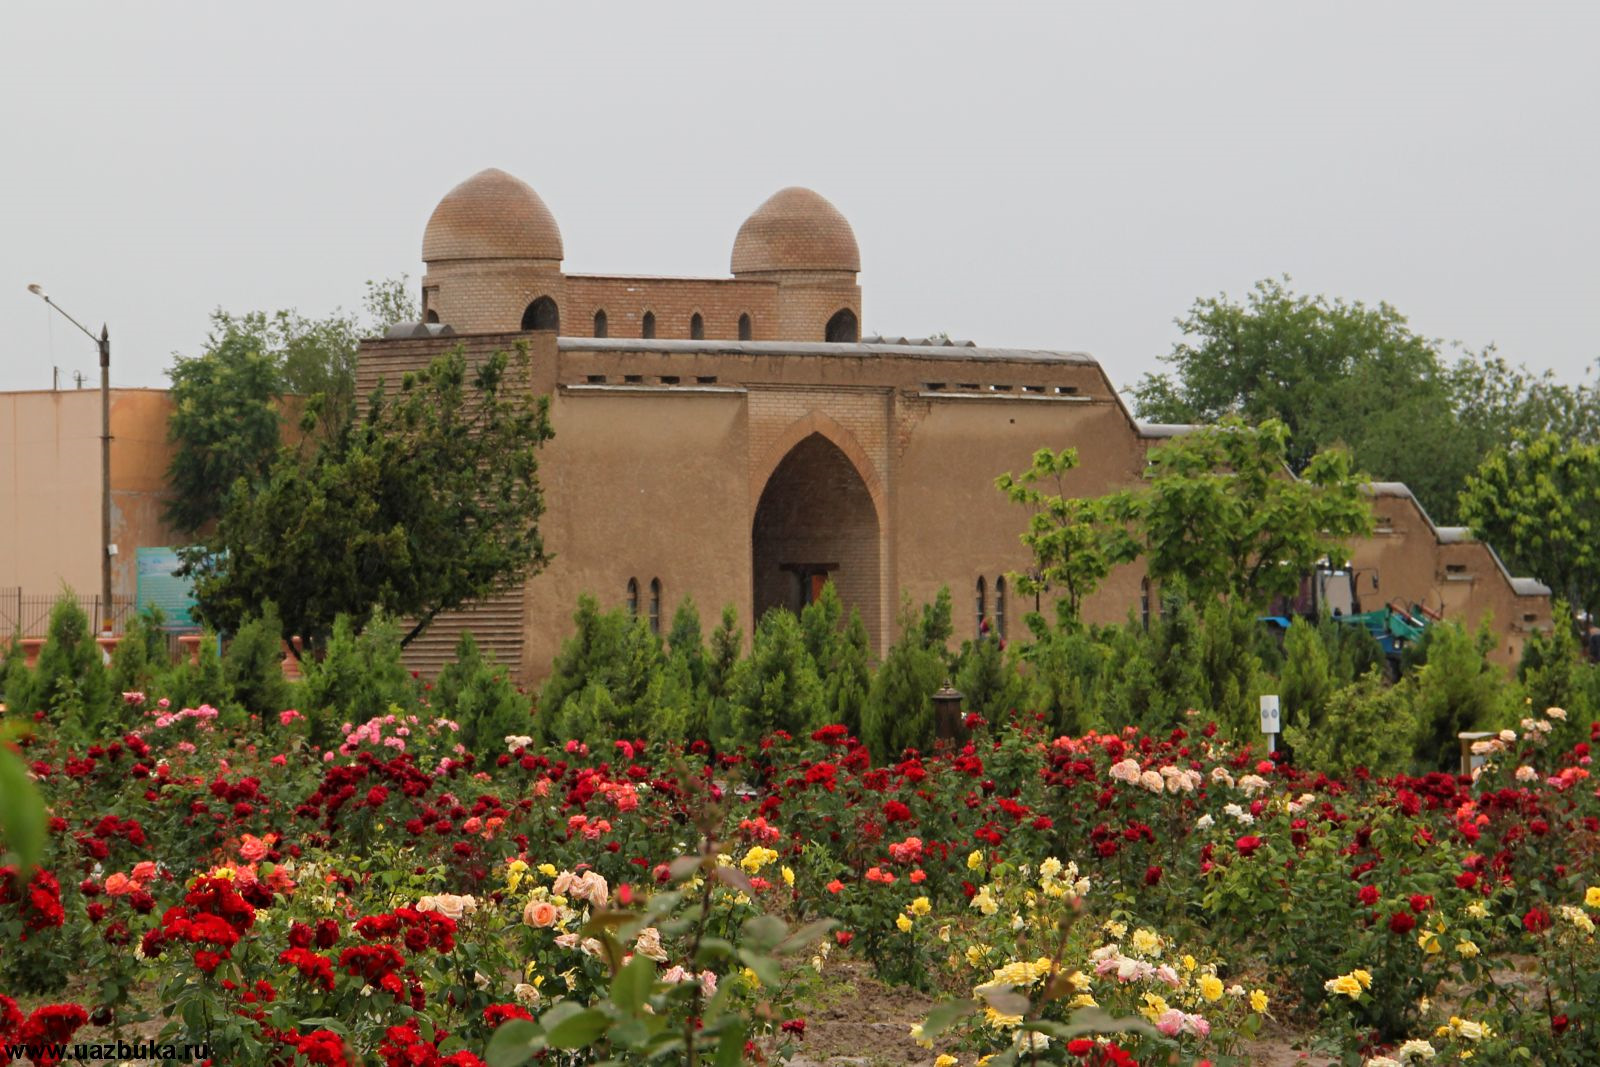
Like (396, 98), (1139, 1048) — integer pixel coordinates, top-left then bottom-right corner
(0, 388), (179, 636)
(361, 168), (1552, 679)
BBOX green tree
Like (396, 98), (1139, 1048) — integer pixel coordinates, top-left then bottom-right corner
(1458, 433), (1600, 618)
(164, 329), (285, 534)
(996, 447), (1138, 624)
(164, 278), (419, 533)
(223, 602), (292, 724)
(297, 614), (419, 738)
(954, 632), (1026, 723)
(1133, 418), (1372, 610)
(722, 609), (825, 746)
(187, 344), (553, 650)
(861, 590), (954, 759)
(539, 597), (664, 743)
(798, 584), (873, 733)
(434, 631), (535, 753)
(108, 605), (169, 698)
(1133, 277), (1597, 523)
(1405, 622), (1507, 772)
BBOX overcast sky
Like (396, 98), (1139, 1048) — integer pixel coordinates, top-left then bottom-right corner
(4, 2), (1597, 398)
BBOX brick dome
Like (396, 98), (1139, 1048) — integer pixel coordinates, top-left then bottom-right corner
(422, 168), (564, 263)
(731, 187), (860, 275)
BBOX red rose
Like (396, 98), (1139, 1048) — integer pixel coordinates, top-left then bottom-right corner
(1409, 894), (1433, 914)
(1358, 885), (1380, 906)
(1235, 835), (1263, 857)
(1524, 906), (1552, 934)
(1144, 866), (1163, 886)
(1388, 911), (1416, 934)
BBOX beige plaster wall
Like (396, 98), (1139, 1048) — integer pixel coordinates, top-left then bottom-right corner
(0, 389), (178, 631)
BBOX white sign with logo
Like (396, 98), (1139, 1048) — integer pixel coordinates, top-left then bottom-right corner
(1259, 694), (1281, 735)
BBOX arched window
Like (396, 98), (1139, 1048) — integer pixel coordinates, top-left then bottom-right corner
(975, 577), (987, 636)
(641, 311), (656, 339)
(995, 576), (1007, 639)
(521, 296), (559, 332)
(649, 579), (662, 635)
(593, 310), (608, 338)
(1140, 578), (1151, 630)
(825, 308), (858, 343)
(738, 313), (752, 341)
(424, 309), (440, 324)
(627, 578), (639, 617)
(689, 313), (704, 340)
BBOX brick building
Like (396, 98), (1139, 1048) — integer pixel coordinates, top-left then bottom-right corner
(359, 168), (1551, 679)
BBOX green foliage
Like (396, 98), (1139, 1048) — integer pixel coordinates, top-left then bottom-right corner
(540, 597), (664, 744)
(1134, 418), (1373, 610)
(165, 326), (285, 534)
(1131, 277), (1598, 523)
(433, 631), (534, 753)
(1459, 432), (1600, 617)
(108, 605), (169, 697)
(187, 344), (554, 650)
(722, 609), (825, 745)
(1404, 621), (1508, 771)
(704, 606), (742, 702)
(298, 614), (419, 742)
(1279, 618), (1333, 736)
(953, 632), (1026, 723)
(223, 602), (291, 723)
(862, 591), (954, 759)
(1283, 669), (1417, 776)
(799, 584), (872, 734)
(166, 282), (421, 532)
(1517, 606), (1595, 730)
(12, 594), (114, 735)
(996, 447), (1138, 622)
(158, 630), (229, 717)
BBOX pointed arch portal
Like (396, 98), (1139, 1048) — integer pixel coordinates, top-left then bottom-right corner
(752, 433), (882, 643)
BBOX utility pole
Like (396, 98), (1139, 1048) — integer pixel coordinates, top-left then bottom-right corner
(27, 284), (116, 633)
(99, 324), (113, 633)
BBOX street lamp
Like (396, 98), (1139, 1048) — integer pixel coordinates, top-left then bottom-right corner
(27, 284), (115, 634)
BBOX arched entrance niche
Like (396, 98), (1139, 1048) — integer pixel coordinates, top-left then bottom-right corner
(752, 432), (881, 646)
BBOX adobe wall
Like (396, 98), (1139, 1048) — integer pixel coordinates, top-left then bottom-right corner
(0, 389), (179, 629)
(1349, 489), (1551, 667)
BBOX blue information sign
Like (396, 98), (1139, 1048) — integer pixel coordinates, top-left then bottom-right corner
(135, 547), (200, 631)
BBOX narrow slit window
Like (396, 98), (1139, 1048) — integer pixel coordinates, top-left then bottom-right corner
(689, 313), (704, 340)
(738, 313), (752, 340)
(976, 577), (987, 637)
(627, 578), (639, 617)
(641, 311), (656, 339)
(593, 310), (608, 338)
(649, 579), (662, 635)
(995, 576), (1006, 639)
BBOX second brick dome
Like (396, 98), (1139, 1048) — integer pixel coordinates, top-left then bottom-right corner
(731, 187), (860, 275)
(422, 168), (564, 263)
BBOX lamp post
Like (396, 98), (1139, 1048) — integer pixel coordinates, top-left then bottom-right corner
(27, 284), (115, 634)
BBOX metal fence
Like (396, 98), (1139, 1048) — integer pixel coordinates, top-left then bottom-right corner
(0, 589), (135, 638)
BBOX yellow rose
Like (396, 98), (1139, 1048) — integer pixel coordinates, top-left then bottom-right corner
(1586, 886), (1600, 910)
(1352, 969), (1373, 990)
(537, 863), (558, 878)
(968, 850), (984, 871)
(781, 866), (795, 887)
(1455, 939), (1480, 958)
(910, 896), (932, 917)
(1250, 989), (1269, 1013)
(935, 1057), (959, 1067)
(1197, 974), (1224, 1002)
(896, 914), (914, 933)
